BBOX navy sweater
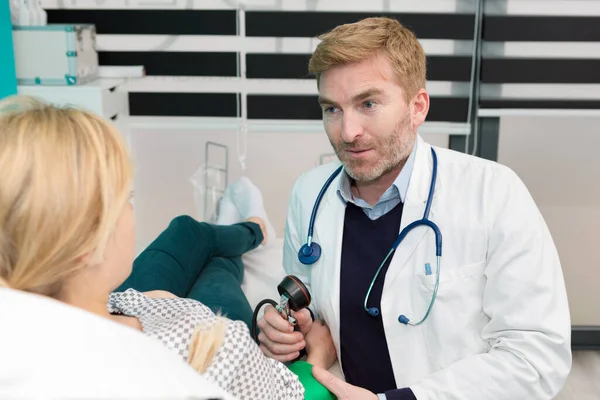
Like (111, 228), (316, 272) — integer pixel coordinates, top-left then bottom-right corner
(339, 202), (416, 400)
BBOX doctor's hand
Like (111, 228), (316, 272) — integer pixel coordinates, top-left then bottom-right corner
(312, 365), (378, 400)
(257, 305), (313, 362)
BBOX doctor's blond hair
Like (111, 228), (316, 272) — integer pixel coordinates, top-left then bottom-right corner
(0, 95), (226, 372)
(308, 16), (427, 100)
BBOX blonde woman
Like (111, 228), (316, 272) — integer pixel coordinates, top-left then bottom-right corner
(0, 96), (337, 400)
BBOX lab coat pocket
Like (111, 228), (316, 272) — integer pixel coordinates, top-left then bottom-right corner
(414, 259), (489, 370)
(414, 259), (486, 292)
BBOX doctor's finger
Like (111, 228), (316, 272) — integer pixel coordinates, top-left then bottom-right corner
(263, 305), (295, 333)
(293, 309), (313, 335)
(258, 334), (305, 356)
(258, 323), (304, 345)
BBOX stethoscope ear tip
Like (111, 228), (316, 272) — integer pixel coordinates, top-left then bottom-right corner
(398, 315), (409, 325)
(367, 307), (379, 317)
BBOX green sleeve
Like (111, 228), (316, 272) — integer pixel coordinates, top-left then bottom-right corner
(287, 360), (337, 400)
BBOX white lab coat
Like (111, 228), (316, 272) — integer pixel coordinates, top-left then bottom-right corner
(283, 135), (572, 400)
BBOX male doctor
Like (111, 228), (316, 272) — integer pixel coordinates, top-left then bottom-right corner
(258, 17), (572, 400)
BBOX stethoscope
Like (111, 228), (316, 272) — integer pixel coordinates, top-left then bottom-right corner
(298, 147), (442, 326)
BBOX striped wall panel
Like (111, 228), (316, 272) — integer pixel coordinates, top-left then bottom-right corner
(42, 3), (474, 122)
(129, 92), (239, 117)
(245, 54), (473, 82)
(40, 0), (600, 119)
(45, 9), (238, 35)
(98, 52), (239, 77)
(483, 16), (600, 41)
(480, 10), (600, 110)
(244, 12), (475, 39)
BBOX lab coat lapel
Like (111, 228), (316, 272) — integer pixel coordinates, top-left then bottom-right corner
(314, 174), (345, 350)
(388, 137), (441, 276)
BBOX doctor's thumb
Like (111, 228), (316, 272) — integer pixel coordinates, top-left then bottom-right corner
(312, 365), (343, 398)
(295, 309), (313, 335)
(313, 365), (378, 400)
(312, 365), (340, 396)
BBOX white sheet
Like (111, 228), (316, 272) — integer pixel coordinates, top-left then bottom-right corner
(241, 237), (287, 312)
(0, 287), (234, 399)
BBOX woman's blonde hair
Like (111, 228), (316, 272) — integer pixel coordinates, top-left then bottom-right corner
(188, 317), (229, 374)
(308, 16), (427, 100)
(0, 95), (133, 295)
(0, 95), (228, 372)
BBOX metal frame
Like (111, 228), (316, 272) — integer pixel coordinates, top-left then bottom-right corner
(203, 141), (229, 221)
(572, 326), (600, 350)
(450, 116), (500, 161)
(465, 0), (485, 155)
(449, 0), (500, 163)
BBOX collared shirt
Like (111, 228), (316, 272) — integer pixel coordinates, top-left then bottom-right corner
(337, 140), (418, 219)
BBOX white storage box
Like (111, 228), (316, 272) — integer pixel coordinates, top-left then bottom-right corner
(12, 24), (99, 86)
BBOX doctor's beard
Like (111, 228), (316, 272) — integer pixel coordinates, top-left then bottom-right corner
(331, 113), (416, 184)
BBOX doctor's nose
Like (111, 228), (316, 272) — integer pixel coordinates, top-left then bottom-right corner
(341, 114), (364, 143)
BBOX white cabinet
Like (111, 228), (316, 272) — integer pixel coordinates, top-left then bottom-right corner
(13, 24), (99, 86)
(17, 78), (128, 120)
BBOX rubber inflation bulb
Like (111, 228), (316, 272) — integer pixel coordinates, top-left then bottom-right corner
(367, 307), (380, 317)
(298, 242), (321, 265)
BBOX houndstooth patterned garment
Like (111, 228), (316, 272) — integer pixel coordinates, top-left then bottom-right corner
(108, 289), (304, 400)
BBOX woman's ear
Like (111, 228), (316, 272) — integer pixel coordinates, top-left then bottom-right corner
(77, 249), (102, 269)
(411, 89), (430, 127)
(78, 252), (92, 267)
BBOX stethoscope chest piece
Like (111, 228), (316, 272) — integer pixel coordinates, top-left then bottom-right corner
(298, 242), (321, 265)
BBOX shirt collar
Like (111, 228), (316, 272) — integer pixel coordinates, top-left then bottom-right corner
(337, 139), (418, 205)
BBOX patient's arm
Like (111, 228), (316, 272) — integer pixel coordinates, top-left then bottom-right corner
(305, 320), (337, 370)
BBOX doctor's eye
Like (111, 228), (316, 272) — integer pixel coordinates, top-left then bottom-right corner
(323, 106), (338, 114)
(363, 100), (376, 109)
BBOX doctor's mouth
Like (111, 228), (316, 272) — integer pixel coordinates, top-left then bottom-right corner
(345, 148), (375, 159)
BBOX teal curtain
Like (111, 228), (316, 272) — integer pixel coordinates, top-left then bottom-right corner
(0, 1), (17, 99)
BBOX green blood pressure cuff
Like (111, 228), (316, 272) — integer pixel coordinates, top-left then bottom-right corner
(288, 360), (337, 400)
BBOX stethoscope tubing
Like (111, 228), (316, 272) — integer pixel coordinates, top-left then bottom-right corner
(299, 147), (442, 325)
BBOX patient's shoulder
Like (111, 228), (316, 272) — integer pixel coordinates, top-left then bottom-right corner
(143, 290), (178, 299)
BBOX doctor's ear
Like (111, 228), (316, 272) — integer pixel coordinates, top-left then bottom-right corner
(410, 89), (429, 127)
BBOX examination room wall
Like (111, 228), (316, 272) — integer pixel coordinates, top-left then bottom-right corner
(497, 116), (600, 326)
(129, 127), (448, 253)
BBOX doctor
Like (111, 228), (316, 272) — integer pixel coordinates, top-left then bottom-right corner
(258, 16), (572, 400)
